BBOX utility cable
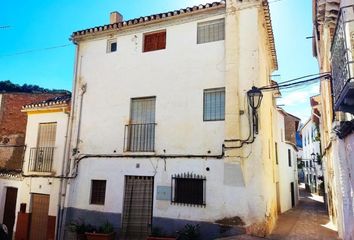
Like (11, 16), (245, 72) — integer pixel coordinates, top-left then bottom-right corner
(261, 74), (331, 92)
(0, 44), (72, 58)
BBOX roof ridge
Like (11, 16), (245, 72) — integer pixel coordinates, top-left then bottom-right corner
(71, 1), (226, 39)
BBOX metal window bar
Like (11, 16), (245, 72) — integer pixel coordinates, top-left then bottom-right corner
(171, 173), (206, 207)
(203, 88), (225, 121)
(197, 18), (225, 44)
(331, 5), (354, 103)
(124, 123), (156, 152)
(28, 147), (55, 172)
(121, 176), (153, 239)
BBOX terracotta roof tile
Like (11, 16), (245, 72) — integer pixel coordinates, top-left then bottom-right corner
(71, 1), (226, 39)
(22, 94), (71, 110)
(71, 0), (277, 70)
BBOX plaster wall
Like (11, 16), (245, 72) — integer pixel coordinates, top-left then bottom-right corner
(10, 110), (69, 236)
(274, 111), (298, 213)
(66, 2), (277, 237)
(23, 111), (69, 176)
(68, 158), (267, 224)
(75, 13), (226, 156)
(0, 178), (22, 223)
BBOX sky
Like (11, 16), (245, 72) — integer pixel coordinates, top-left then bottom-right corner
(0, 0), (319, 122)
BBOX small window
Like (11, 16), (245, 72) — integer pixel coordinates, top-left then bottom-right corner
(203, 88), (225, 121)
(107, 39), (117, 53)
(172, 173), (206, 206)
(143, 31), (166, 52)
(197, 18), (225, 44)
(288, 149), (292, 167)
(90, 180), (106, 205)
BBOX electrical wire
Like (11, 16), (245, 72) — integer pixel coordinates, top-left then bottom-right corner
(261, 73), (331, 92)
(0, 44), (72, 58)
(262, 72), (331, 89)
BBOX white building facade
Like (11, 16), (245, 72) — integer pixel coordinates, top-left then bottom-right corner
(11, 96), (71, 239)
(273, 109), (299, 214)
(301, 118), (323, 194)
(61, 1), (279, 239)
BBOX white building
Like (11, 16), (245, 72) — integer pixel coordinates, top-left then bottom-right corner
(9, 95), (71, 239)
(62, 0), (279, 239)
(274, 108), (299, 213)
(300, 117), (323, 194)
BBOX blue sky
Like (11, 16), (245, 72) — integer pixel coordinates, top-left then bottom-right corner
(0, 0), (318, 121)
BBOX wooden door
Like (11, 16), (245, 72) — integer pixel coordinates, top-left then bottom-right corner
(29, 194), (50, 240)
(121, 176), (154, 240)
(3, 187), (18, 239)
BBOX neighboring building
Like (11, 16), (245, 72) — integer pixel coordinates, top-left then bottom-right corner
(274, 108), (300, 213)
(0, 92), (66, 239)
(312, 0), (354, 238)
(300, 116), (323, 194)
(61, 0), (279, 239)
(10, 95), (71, 240)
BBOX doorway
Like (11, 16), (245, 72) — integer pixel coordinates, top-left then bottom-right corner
(290, 182), (295, 207)
(121, 176), (154, 239)
(3, 187), (18, 239)
(29, 194), (50, 240)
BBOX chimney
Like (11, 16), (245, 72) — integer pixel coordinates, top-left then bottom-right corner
(110, 11), (123, 24)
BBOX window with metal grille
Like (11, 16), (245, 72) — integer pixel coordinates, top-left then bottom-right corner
(125, 97), (156, 152)
(197, 18), (225, 44)
(143, 31), (166, 52)
(171, 173), (206, 206)
(203, 88), (225, 121)
(90, 180), (106, 205)
(107, 39), (117, 53)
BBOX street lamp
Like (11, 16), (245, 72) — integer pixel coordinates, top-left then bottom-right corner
(247, 86), (263, 134)
(311, 153), (316, 163)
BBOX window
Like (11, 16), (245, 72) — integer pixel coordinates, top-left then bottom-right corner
(275, 142), (278, 165)
(29, 123), (57, 172)
(288, 149), (292, 167)
(203, 88), (225, 121)
(197, 18), (225, 44)
(143, 31), (166, 52)
(90, 180), (106, 205)
(107, 39), (117, 53)
(172, 173), (206, 206)
(125, 97), (156, 152)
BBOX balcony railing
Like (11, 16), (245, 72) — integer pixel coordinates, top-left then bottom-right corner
(124, 123), (156, 152)
(331, 5), (354, 113)
(28, 147), (54, 172)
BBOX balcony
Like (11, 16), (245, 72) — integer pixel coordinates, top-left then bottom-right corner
(331, 5), (354, 114)
(124, 123), (156, 152)
(28, 147), (54, 172)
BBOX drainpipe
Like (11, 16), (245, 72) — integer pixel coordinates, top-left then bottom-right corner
(56, 109), (70, 240)
(57, 42), (81, 240)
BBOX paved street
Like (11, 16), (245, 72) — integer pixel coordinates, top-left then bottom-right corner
(219, 184), (340, 240)
(268, 184), (339, 240)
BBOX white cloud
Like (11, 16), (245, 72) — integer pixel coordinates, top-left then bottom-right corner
(277, 85), (318, 106)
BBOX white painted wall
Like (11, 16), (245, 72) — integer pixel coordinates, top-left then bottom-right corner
(76, 13), (226, 156)
(66, 2), (277, 232)
(301, 119), (322, 190)
(12, 110), (69, 230)
(0, 178), (22, 223)
(274, 111), (298, 213)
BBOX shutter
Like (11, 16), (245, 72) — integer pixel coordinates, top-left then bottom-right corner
(143, 31), (166, 52)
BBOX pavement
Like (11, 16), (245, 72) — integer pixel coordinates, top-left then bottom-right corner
(218, 184), (340, 240)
